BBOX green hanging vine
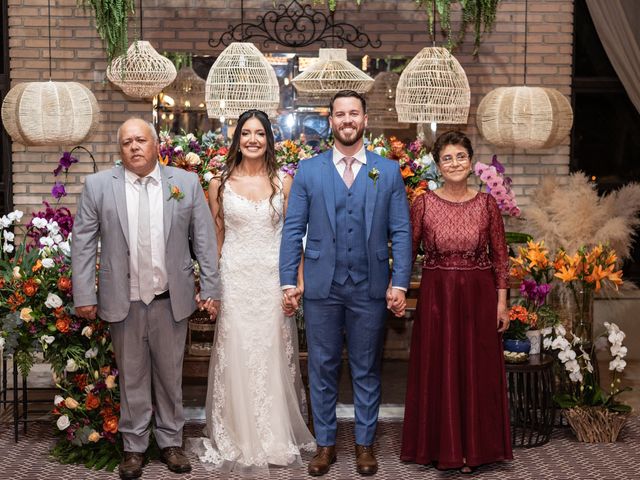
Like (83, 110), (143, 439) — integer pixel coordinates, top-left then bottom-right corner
(79, 0), (135, 62)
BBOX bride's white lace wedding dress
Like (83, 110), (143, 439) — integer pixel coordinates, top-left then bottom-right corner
(190, 177), (315, 476)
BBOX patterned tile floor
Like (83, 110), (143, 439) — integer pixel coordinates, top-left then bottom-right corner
(1, 417), (639, 479)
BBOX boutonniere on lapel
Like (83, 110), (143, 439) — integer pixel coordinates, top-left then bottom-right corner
(368, 168), (380, 187)
(168, 184), (184, 201)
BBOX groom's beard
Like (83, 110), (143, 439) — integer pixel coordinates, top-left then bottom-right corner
(333, 122), (366, 147)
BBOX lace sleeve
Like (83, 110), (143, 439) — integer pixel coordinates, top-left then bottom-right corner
(410, 193), (427, 264)
(487, 194), (509, 289)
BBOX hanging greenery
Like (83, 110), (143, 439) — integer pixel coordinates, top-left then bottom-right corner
(79, 0), (135, 62)
(315, 0), (500, 55)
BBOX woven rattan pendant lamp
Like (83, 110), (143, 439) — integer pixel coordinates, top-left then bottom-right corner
(205, 42), (280, 120)
(291, 48), (374, 96)
(366, 69), (408, 130)
(163, 63), (206, 110)
(1, 0), (99, 146)
(476, 0), (573, 148)
(106, 0), (176, 99)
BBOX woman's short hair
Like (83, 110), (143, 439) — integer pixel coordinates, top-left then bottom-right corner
(432, 130), (473, 164)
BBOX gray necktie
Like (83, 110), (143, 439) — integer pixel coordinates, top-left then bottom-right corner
(342, 156), (356, 188)
(137, 177), (154, 304)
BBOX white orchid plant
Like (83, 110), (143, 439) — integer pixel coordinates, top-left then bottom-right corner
(542, 321), (631, 413)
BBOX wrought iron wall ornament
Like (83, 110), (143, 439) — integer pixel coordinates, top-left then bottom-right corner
(210, 0), (381, 50)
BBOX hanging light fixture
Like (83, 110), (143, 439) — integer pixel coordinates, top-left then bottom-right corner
(366, 68), (408, 130)
(106, 0), (176, 99)
(163, 63), (206, 110)
(0, 0), (99, 146)
(205, 42), (280, 120)
(476, 0), (573, 149)
(291, 48), (374, 97)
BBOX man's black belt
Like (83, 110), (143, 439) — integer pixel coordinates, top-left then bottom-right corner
(154, 290), (170, 301)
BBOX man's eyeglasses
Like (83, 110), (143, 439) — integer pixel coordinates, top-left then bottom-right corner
(440, 152), (470, 166)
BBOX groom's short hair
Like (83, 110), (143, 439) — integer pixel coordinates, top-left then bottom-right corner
(329, 90), (367, 115)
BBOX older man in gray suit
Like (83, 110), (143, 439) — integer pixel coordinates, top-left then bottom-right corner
(72, 118), (221, 480)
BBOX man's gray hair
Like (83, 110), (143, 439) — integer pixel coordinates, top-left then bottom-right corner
(116, 118), (159, 146)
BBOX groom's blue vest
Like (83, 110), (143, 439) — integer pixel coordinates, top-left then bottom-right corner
(332, 165), (368, 285)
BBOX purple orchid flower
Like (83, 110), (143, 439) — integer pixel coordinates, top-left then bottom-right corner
(491, 155), (505, 174)
(54, 152), (79, 176)
(51, 182), (67, 199)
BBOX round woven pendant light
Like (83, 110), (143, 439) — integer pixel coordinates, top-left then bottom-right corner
(366, 71), (408, 130)
(395, 47), (470, 124)
(107, 41), (177, 99)
(291, 49), (374, 96)
(1, 81), (100, 146)
(476, 86), (573, 149)
(163, 65), (206, 110)
(205, 42), (280, 120)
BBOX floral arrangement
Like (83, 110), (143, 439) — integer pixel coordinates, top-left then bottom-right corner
(506, 304), (538, 341)
(159, 130), (229, 195)
(276, 138), (321, 176)
(0, 155), (122, 469)
(543, 321), (631, 415)
(367, 134), (442, 204)
(474, 155), (520, 217)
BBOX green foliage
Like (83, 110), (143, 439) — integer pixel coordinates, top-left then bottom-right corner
(79, 0), (135, 62)
(505, 231), (533, 245)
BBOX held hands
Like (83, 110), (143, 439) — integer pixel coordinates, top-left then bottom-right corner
(497, 302), (510, 332)
(281, 286), (303, 316)
(196, 292), (220, 319)
(386, 287), (406, 318)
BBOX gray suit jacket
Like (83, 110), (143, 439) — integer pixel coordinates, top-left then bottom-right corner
(72, 164), (221, 322)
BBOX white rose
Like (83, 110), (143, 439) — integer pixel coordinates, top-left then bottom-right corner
(185, 152), (202, 166)
(81, 326), (93, 338)
(45, 293), (63, 309)
(56, 415), (70, 430)
(427, 180), (438, 191)
(41, 258), (55, 269)
(203, 171), (214, 183)
(65, 358), (78, 372)
(54, 395), (64, 406)
(41, 335), (55, 345)
(12, 266), (21, 279)
(4, 231), (14, 241)
(85, 347), (98, 359)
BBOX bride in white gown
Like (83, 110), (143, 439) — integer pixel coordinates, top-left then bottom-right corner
(190, 110), (315, 476)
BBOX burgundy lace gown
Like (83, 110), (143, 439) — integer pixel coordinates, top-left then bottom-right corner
(401, 191), (513, 469)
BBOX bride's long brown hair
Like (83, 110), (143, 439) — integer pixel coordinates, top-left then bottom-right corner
(216, 110), (281, 226)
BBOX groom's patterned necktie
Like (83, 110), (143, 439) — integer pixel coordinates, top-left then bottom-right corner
(342, 156), (356, 188)
(137, 176), (154, 305)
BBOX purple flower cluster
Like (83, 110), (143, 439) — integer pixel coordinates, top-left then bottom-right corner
(474, 155), (520, 216)
(53, 152), (78, 176)
(519, 279), (552, 308)
(27, 202), (74, 247)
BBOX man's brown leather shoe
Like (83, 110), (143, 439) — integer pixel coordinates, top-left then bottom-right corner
(160, 446), (192, 473)
(355, 444), (378, 476)
(308, 445), (337, 476)
(119, 451), (145, 480)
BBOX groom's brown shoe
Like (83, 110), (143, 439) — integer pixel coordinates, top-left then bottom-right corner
(355, 444), (378, 475)
(308, 445), (337, 476)
(160, 446), (192, 473)
(119, 451), (145, 479)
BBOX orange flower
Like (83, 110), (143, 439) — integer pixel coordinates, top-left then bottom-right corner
(74, 373), (88, 391)
(0, 278), (5, 289)
(99, 406), (114, 418)
(604, 264), (623, 289)
(509, 305), (528, 322)
(7, 292), (25, 311)
(400, 165), (414, 179)
(57, 276), (72, 292)
(32, 259), (42, 272)
(103, 415), (118, 434)
(585, 264), (608, 292)
(22, 279), (39, 297)
(54, 306), (65, 319)
(85, 392), (100, 410)
(554, 264), (578, 282)
(55, 316), (71, 333)
(158, 154), (169, 166)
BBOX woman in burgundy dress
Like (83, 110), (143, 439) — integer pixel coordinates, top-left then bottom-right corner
(401, 131), (512, 473)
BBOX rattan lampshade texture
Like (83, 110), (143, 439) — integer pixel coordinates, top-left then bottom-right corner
(292, 48), (374, 96)
(163, 65), (206, 110)
(205, 42), (280, 120)
(366, 71), (408, 130)
(107, 41), (177, 99)
(476, 86), (574, 149)
(395, 47), (470, 124)
(1, 81), (100, 146)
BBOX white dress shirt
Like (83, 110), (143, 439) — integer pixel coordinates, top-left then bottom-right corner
(124, 163), (169, 301)
(332, 145), (367, 177)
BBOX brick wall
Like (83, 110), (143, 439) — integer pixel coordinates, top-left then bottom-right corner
(5, 0), (574, 216)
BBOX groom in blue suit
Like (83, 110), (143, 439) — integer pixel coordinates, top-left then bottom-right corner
(280, 90), (412, 476)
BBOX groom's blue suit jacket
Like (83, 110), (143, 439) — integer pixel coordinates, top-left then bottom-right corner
(280, 149), (412, 299)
